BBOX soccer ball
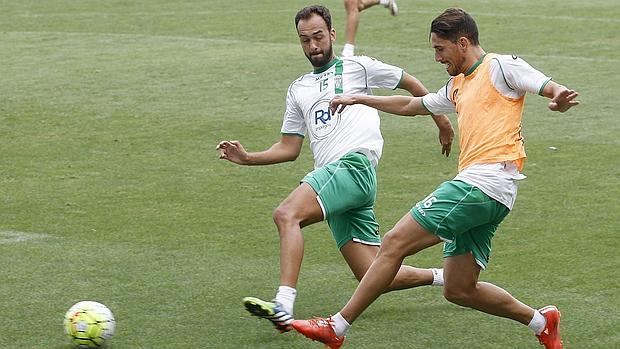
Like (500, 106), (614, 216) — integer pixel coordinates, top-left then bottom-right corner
(64, 301), (116, 348)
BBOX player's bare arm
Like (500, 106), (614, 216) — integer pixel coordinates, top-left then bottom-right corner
(398, 72), (432, 98)
(398, 73), (454, 157)
(330, 94), (428, 117)
(541, 80), (580, 113)
(216, 135), (303, 165)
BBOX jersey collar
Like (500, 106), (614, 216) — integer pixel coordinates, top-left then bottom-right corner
(313, 57), (340, 74)
(464, 53), (487, 76)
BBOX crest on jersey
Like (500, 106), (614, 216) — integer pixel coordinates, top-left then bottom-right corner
(308, 99), (341, 140)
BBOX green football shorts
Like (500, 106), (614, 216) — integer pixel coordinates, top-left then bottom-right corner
(302, 152), (381, 249)
(410, 180), (510, 269)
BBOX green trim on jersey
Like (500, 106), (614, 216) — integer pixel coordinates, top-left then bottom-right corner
(465, 53), (488, 76)
(492, 56), (514, 90)
(420, 98), (434, 115)
(313, 57), (339, 74)
(334, 59), (343, 94)
(538, 77), (552, 95)
(281, 132), (305, 138)
(393, 70), (405, 90)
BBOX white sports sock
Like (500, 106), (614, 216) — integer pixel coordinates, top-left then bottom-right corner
(341, 43), (355, 57)
(431, 268), (444, 286)
(275, 286), (297, 315)
(379, 0), (390, 6)
(332, 312), (350, 337)
(528, 310), (547, 335)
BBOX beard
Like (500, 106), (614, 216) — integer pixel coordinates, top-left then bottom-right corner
(446, 63), (458, 76)
(306, 45), (334, 68)
(447, 56), (467, 76)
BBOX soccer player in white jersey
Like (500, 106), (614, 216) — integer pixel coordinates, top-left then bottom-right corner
(216, 5), (454, 334)
(293, 8), (578, 349)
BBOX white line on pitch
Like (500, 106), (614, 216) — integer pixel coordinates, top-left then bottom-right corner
(0, 230), (51, 245)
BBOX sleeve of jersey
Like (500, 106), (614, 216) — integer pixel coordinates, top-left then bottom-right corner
(361, 56), (404, 90)
(421, 83), (456, 115)
(496, 55), (552, 96)
(280, 84), (306, 137)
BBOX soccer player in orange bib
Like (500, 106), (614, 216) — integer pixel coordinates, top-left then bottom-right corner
(292, 8), (578, 349)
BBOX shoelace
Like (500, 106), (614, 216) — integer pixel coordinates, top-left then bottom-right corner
(309, 316), (334, 328)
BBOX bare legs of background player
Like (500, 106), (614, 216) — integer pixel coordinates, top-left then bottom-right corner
(342, 0), (398, 57)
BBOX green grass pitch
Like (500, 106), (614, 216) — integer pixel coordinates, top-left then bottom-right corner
(0, 0), (618, 348)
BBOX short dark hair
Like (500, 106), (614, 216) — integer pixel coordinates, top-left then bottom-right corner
(430, 8), (479, 45)
(295, 5), (332, 30)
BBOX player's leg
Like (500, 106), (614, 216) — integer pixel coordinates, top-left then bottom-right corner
(340, 241), (378, 282)
(273, 182), (324, 288)
(292, 213), (440, 346)
(338, 203), (443, 291)
(342, 0), (395, 56)
(293, 180), (491, 342)
(341, 239), (441, 290)
(292, 156), (441, 344)
(315, 152), (439, 289)
(342, 0), (366, 56)
(358, 0), (383, 12)
(443, 253), (534, 323)
(359, 0), (399, 15)
(243, 182), (323, 332)
(391, 263), (443, 290)
(385, 0), (399, 16)
(339, 214), (441, 324)
(442, 253), (563, 348)
(434, 185), (563, 348)
(250, 151), (373, 327)
(322, 152), (439, 289)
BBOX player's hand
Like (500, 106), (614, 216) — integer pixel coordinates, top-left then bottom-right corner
(438, 125), (454, 157)
(330, 95), (356, 114)
(216, 140), (249, 165)
(548, 89), (579, 112)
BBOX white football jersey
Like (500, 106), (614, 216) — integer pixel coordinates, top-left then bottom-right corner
(281, 56), (403, 169)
